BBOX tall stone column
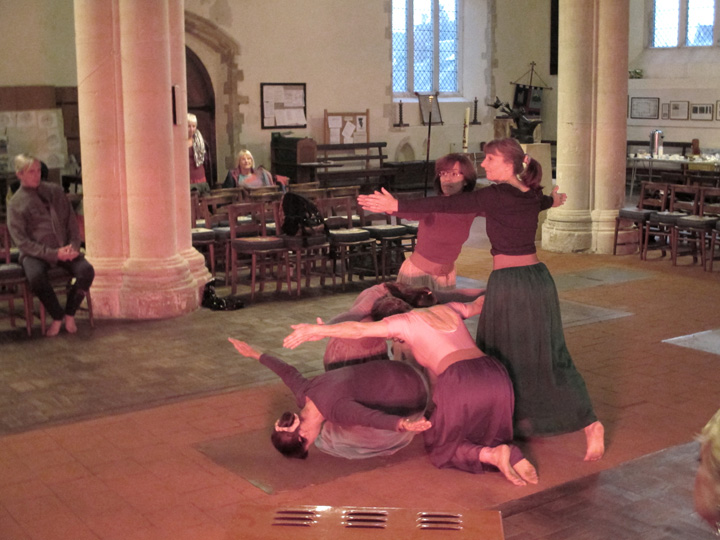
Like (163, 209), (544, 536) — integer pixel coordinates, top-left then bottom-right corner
(74, 0), (201, 318)
(118, 0), (198, 317)
(168, 0), (210, 285)
(543, 0), (630, 254)
(74, 0), (128, 316)
(542, 0), (595, 252)
(592, 0), (630, 254)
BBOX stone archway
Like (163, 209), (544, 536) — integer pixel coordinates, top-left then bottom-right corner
(184, 11), (245, 173)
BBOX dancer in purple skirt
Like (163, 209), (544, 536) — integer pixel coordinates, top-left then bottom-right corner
(284, 295), (538, 486)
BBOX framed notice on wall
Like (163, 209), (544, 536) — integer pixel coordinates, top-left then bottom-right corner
(629, 97), (660, 120)
(260, 83), (307, 129)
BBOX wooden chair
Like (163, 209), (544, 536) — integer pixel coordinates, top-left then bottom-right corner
(326, 185), (362, 225)
(358, 207), (408, 281)
(0, 224), (33, 336)
(209, 186), (247, 201)
(316, 196), (378, 288)
(707, 220), (720, 272)
(672, 187), (720, 267)
(686, 172), (719, 188)
(192, 192), (240, 277)
(643, 184), (699, 261)
(227, 202), (291, 300)
(288, 181), (321, 192)
(613, 181), (667, 256)
(285, 187), (326, 203)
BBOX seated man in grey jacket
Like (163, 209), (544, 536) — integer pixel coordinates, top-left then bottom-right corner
(7, 154), (94, 337)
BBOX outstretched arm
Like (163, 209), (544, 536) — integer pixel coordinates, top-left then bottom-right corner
(357, 188), (399, 215)
(284, 319), (390, 350)
(229, 338), (309, 408)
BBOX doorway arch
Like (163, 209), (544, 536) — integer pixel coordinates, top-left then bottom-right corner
(184, 11), (243, 180)
(186, 46), (217, 186)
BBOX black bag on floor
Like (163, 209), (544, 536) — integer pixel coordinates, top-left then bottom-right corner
(201, 280), (244, 311)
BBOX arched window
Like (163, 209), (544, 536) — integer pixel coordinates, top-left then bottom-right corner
(392, 0), (460, 96)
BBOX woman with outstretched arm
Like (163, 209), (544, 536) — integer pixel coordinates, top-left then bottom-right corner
(358, 137), (604, 462)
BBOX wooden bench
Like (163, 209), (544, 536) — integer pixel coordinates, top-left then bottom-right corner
(315, 142), (396, 192)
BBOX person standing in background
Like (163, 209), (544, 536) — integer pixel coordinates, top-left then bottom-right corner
(188, 113), (212, 194)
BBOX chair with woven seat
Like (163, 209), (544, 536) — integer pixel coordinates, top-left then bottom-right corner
(672, 187), (720, 267)
(613, 180), (667, 256)
(227, 202), (291, 300)
(197, 192), (239, 278)
(0, 224), (33, 336)
(326, 185), (362, 225)
(316, 196), (378, 288)
(357, 203), (410, 281)
(642, 184), (700, 261)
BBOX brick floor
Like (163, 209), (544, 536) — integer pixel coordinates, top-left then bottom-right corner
(1, 239), (719, 539)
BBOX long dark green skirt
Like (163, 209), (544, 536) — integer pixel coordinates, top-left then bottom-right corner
(477, 263), (597, 437)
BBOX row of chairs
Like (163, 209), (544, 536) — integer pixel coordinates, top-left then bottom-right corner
(191, 185), (419, 300)
(0, 224), (93, 336)
(613, 181), (720, 270)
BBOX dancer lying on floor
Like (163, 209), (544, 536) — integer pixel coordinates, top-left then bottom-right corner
(317, 282), (482, 457)
(228, 338), (431, 460)
(284, 295), (539, 486)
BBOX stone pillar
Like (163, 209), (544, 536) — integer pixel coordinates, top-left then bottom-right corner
(542, 0), (595, 252)
(74, 0), (201, 318)
(592, 0), (630, 254)
(118, 0), (198, 317)
(74, 0), (128, 316)
(168, 0), (211, 286)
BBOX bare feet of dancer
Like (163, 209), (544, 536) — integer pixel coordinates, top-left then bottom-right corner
(46, 319), (62, 337)
(64, 315), (77, 334)
(479, 445), (538, 486)
(584, 421), (605, 461)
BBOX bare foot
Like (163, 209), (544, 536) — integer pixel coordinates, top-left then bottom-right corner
(479, 445), (526, 486)
(64, 315), (77, 334)
(46, 320), (62, 337)
(514, 458), (539, 485)
(584, 421), (605, 461)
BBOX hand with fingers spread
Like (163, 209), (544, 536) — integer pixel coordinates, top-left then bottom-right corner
(357, 188), (399, 215)
(550, 185), (567, 208)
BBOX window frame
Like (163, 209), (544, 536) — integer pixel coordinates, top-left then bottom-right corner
(392, 0), (463, 99)
(650, 0), (718, 49)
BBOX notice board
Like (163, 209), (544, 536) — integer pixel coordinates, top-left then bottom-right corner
(261, 83), (307, 129)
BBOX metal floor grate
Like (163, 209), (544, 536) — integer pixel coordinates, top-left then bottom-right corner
(231, 505), (505, 539)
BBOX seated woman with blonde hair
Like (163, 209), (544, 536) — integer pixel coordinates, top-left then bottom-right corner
(223, 149), (288, 189)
